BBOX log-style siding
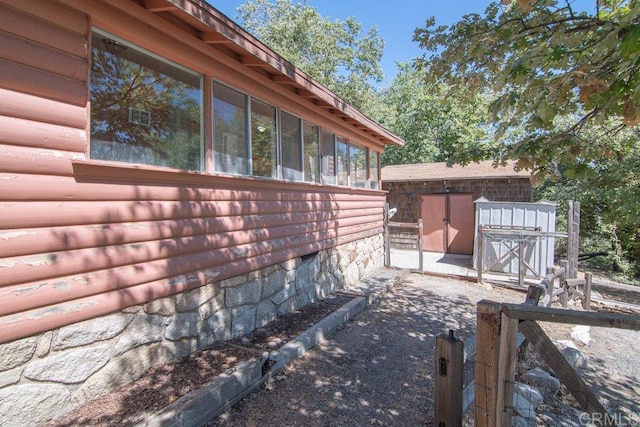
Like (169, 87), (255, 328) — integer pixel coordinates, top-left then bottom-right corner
(0, 0), (388, 344)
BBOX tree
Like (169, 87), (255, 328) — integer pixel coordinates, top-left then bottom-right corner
(380, 62), (496, 166)
(235, 0), (384, 110)
(414, 0), (640, 179)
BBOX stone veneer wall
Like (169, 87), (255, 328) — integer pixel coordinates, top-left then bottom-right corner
(0, 234), (383, 425)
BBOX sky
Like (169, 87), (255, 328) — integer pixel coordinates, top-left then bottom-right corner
(209, 0), (596, 86)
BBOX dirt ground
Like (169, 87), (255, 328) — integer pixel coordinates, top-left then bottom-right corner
(209, 274), (525, 426)
(51, 295), (350, 426)
(52, 272), (640, 426)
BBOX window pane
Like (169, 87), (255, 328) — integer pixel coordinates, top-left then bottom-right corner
(350, 143), (366, 188)
(320, 129), (335, 185)
(251, 99), (277, 178)
(369, 150), (379, 189)
(281, 112), (303, 181)
(213, 82), (248, 175)
(336, 136), (349, 186)
(90, 30), (202, 170)
(303, 122), (319, 183)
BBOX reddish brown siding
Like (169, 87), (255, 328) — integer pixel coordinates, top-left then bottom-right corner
(0, 0), (386, 344)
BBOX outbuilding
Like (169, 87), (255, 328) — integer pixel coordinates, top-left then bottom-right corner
(0, 0), (403, 422)
(382, 161), (531, 254)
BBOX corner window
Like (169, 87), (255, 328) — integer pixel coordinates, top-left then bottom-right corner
(251, 99), (277, 178)
(303, 122), (319, 183)
(369, 150), (380, 189)
(213, 82), (249, 175)
(350, 143), (367, 188)
(90, 29), (203, 170)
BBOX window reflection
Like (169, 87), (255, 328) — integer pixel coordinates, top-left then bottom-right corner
(90, 30), (202, 170)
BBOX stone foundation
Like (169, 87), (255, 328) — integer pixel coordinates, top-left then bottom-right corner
(0, 235), (383, 426)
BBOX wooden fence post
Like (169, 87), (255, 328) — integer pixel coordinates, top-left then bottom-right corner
(475, 300), (502, 427)
(384, 203), (390, 267)
(434, 330), (464, 426)
(418, 219), (424, 273)
(567, 201), (581, 279)
(584, 272), (592, 311)
(477, 227), (484, 283)
(495, 313), (519, 427)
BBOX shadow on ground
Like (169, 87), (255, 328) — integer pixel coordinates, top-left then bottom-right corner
(209, 274), (524, 426)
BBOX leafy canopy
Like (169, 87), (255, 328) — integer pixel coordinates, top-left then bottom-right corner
(236, 0), (385, 110)
(414, 0), (640, 178)
(381, 62), (496, 166)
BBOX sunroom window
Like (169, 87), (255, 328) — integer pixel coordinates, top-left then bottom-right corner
(250, 99), (277, 178)
(303, 122), (319, 183)
(320, 129), (336, 185)
(350, 143), (367, 188)
(213, 82), (249, 175)
(369, 150), (380, 189)
(90, 29), (203, 170)
(336, 136), (349, 186)
(280, 111), (303, 181)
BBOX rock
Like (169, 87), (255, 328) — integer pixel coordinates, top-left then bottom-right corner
(113, 315), (166, 356)
(143, 296), (176, 316)
(561, 346), (588, 370)
(35, 331), (53, 357)
(0, 336), (37, 371)
(175, 284), (219, 312)
(514, 382), (544, 408)
(276, 295), (300, 316)
(256, 300), (277, 328)
(512, 415), (535, 427)
(231, 305), (256, 337)
(262, 270), (285, 298)
(197, 291), (225, 320)
(164, 312), (200, 341)
(571, 325), (591, 346)
(0, 366), (22, 388)
(226, 279), (262, 307)
(23, 345), (110, 383)
(0, 384), (71, 426)
(513, 392), (536, 420)
(272, 282), (296, 305)
(521, 367), (560, 400)
(54, 313), (133, 350)
(199, 309), (231, 347)
(72, 340), (195, 406)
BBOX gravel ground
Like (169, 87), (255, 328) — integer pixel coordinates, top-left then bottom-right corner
(209, 273), (524, 426)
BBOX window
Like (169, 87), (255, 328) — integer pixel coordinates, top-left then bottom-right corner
(369, 150), (380, 189)
(280, 112), (303, 181)
(320, 129), (336, 185)
(251, 99), (277, 178)
(90, 29), (202, 170)
(349, 143), (367, 188)
(336, 136), (349, 186)
(303, 122), (319, 183)
(213, 82), (249, 175)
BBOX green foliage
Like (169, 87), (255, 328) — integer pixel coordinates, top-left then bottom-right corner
(536, 128), (640, 278)
(414, 0), (640, 177)
(236, 0), (384, 110)
(380, 62), (498, 166)
(414, 0), (640, 278)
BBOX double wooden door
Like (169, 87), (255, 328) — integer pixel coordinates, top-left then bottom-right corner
(420, 193), (475, 254)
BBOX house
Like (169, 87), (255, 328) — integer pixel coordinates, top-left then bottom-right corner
(382, 161), (531, 254)
(0, 0), (403, 422)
